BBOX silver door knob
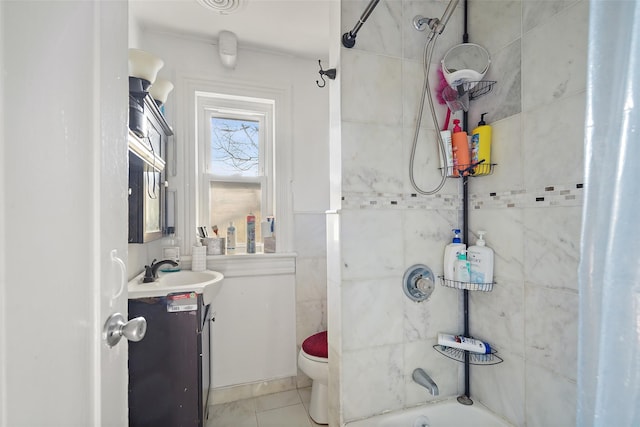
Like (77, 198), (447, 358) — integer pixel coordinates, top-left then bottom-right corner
(103, 312), (147, 347)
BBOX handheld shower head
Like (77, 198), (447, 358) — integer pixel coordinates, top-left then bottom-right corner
(435, 0), (459, 34)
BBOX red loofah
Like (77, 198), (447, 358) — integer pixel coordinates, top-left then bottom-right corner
(302, 331), (328, 358)
(436, 67), (449, 106)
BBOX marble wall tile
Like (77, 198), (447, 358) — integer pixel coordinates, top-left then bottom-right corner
(468, 208), (525, 284)
(521, 0), (588, 111)
(328, 345), (342, 427)
(469, 280), (525, 358)
(342, 345), (405, 421)
(341, 0), (403, 57)
(403, 339), (461, 406)
(523, 206), (581, 291)
(522, 0), (581, 33)
(471, 352), (525, 427)
(522, 91), (586, 189)
(296, 257), (328, 303)
(402, 124), (460, 195)
(341, 209), (405, 280)
(468, 0), (522, 55)
(294, 213), (328, 259)
(342, 121), (404, 193)
(402, 0), (463, 62)
(471, 39), (522, 125)
(525, 362), (577, 427)
(467, 209), (525, 357)
(402, 209), (458, 276)
(468, 113), (524, 194)
(404, 285), (459, 343)
(525, 285), (578, 380)
(402, 60), (448, 131)
(296, 300), (327, 345)
(341, 50), (403, 125)
(342, 277), (405, 351)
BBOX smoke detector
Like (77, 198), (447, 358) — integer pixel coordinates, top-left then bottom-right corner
(196, 0), (245, 14)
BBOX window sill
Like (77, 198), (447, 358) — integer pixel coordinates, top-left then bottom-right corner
(184, 252), (297, 278)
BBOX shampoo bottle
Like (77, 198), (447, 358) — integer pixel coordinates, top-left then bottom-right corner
(438, 333), (491, 354)
(246, 213), (256, 254)
(226, 221), (236, 253)
(471, 113), (492, 175)
(443, 229), (466, 281)
(453, 250), (471, 283)
(468, 230), (494, 285)
(451, 119), (470, 177)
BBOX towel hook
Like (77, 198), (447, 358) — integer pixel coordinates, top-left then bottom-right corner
(316, 59), (336, 88)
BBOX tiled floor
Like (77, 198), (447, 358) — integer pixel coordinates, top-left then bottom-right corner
(207, 387), (325, 427)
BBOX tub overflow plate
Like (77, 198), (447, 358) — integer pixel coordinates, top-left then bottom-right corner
(402, 264), (435, 302)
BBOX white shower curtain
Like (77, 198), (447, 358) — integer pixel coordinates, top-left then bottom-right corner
(578, 1), (640, 426)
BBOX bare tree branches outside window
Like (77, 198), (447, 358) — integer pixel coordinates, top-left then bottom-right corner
(211, 117), (259, 176)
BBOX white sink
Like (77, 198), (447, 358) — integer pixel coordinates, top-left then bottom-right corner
(128, 269), (224, 305)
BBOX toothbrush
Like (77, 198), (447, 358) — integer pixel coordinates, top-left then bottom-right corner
(212, 225), (219, 237)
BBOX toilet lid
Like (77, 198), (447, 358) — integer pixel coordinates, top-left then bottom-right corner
(302, 331), (328, 358)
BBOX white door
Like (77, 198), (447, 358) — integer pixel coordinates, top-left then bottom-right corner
(0, 1), (130, 426)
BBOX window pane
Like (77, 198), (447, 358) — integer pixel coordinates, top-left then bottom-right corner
(210, 181), (262, 244)
(210, 117), (260, 177)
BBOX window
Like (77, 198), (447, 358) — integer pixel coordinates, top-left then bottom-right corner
(197, 92), (275, 252)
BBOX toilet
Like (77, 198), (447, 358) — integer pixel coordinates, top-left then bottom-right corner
(298, 331), (328, 424)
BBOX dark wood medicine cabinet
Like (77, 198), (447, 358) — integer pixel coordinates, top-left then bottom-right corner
(128, 96), (174, 243)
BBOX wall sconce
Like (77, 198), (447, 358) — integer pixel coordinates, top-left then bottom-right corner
(128, 49), (164, 137)
(150, 78), (174, 107)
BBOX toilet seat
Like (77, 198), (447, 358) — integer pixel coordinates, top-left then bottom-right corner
(302, 331), (328, 359)
(300, 348), (328, 363)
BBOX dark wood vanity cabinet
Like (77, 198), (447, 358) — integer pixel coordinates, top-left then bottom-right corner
(128, 96), (173, 243)
(128, 294), (212, 427)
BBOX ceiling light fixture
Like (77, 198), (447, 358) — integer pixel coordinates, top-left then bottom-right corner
(196, 0), (244, 15)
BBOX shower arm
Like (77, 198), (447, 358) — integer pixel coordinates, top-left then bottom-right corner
(341, 0), (380, 48)
(413, 0), (460, 36)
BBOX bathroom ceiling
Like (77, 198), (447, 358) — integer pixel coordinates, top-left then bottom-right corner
(129, 0), (333, 59)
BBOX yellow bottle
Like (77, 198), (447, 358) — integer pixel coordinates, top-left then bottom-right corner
(471, 113), (492, 175)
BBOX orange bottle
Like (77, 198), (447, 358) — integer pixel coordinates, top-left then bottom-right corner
(451, 119), (470, 177)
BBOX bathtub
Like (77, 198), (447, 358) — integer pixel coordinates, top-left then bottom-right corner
(345, 398), (514, 427)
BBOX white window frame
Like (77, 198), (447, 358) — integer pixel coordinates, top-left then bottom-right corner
(198, 97), (274, 250)
(177, 76), (293, 254)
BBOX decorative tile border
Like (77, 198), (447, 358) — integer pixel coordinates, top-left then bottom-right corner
(341, 183), (584, 210)
(470, 183), (584, 209)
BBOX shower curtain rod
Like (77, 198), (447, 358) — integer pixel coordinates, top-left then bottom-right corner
(341, 0), (380, 48)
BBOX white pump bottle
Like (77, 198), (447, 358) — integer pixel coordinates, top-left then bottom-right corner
(467, 230), (494, 284)
(443, 229), (465, 281)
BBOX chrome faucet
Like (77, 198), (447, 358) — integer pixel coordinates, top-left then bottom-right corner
(143, 259), (179, 283)
(412, 368), (439, 396)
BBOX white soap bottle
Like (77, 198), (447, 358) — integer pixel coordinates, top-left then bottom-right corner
(453, 250), (471, 283)
(443, 229), (466, 281)
(468, 230), (494, 285)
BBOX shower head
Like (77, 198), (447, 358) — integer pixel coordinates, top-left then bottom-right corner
(413, 0), (459, 35)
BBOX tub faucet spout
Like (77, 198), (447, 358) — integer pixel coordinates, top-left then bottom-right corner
(412, 368), (439, 396)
